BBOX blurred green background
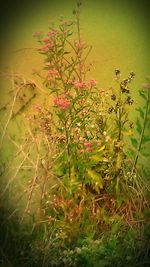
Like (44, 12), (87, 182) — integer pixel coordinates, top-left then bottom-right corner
(0, 0), (150, 86)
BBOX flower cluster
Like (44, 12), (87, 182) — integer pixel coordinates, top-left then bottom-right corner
(34, 29), (59, 54)
(72, 79), (97, 90)
(33, 31), (42, 37)
(53, 94), (70, 110)
(47, 68), (60, 78)
(73, 80), (87, 89)
(74, 40), (87, 50)
(82, 140), (100, 153)
(83, 141), (93, 152)
(38, 36), (54, 53)
(47, 29), (59, 37)
(34, 104), (42, 112)
(88, 79), (97, 87)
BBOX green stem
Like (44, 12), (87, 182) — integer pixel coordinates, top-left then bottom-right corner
(67, 138), (71, 179)
(132, 89), (150, 171)
(65, 121), (71, 179)
(117, 85), (122, 141)
(76, 2), (82, 80)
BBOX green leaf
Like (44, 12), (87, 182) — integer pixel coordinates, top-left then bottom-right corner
(136, 119), (142, 134)
(116, 177), (120, 196)
(136, 107), (144, 119)
(66, 32), (73, 37)
(140, 157), (150, 166)
(140, 151), (150, 157)
(142, 135), (150, 144)
(139, 90), (147, 100)
(66, 83), (72, 89)
(116, 153), (123, 170)
(87, 169), (103, 189)
(95, 260), (109, 267)
(49, 88), (61, 95)
(70, 183), (79, 194)
(91, 154), (106, 163)
(130, 137), (138, 148)
(111, 222), (120, 234)
(116, 194), (125, 207)
(147, 121), (150, 129)
(98, 145), (105, 152)
(131, 146), (145, 159)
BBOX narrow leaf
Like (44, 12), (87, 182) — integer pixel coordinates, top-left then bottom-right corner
(87, 169), (103, 189)
(136, 107), (144, 119)
(142, 135), (150, 144)
(130, 137), (138, 148)
(136, 119), (142, 134)
(139, 90), (147, 100)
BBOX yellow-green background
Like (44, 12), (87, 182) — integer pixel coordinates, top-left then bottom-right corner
(1, 0), (150, 85)
(0, 0), (150, 188)
(0, 0), (150, 133)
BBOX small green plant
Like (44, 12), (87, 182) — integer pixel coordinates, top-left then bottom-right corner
(130, 78), (150, 171)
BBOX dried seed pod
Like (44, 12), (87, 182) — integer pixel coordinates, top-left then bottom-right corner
(111, 94), (116, 101)
(126, 96), (134, 105)
(129, 122), (134, 129)
(116, 101), (121, 108)
(108, 106), (114, 113)
(125, 89), (130, 94)
(130, 71), (135, 78)
(115, 69), (121, 76)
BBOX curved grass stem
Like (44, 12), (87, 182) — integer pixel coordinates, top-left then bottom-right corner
(132, 89), (150, 172)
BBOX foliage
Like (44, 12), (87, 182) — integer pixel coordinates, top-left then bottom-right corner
(0, 1), (150, 267)
(131, 78), (150, 170)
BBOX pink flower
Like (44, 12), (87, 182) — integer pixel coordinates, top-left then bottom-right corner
(60, 19), (72, 27)
(39, 42), (53, 53)
(27, 115), (32, 121)
(54, 98), (70, 110)
(33, 31), (42, 37)
(39, 46), (49, 53)
(85, 146), (92, 152)
(83, 141), (92, 152)
(73, 80), (87, 89)
(46, 42), (53, 48)
(89, 79), (97, 86)
(67, 79), (73, 84)
(47, 29), (59, 37)
(53, 93), (70, 110)
(95, 140), (101, 145)
(64, 91), (71, 97)
(35, 104), (42, 112)
(43, 38), (50, 43)
(83, 141), (91, 148)
(74, 40), (86, 50)
(61, 100), (70, 110)
(47, 68), (60, 77)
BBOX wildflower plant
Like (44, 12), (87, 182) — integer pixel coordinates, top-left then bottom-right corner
(26, 1), (150, 245)
(1, 2), (150, 265)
